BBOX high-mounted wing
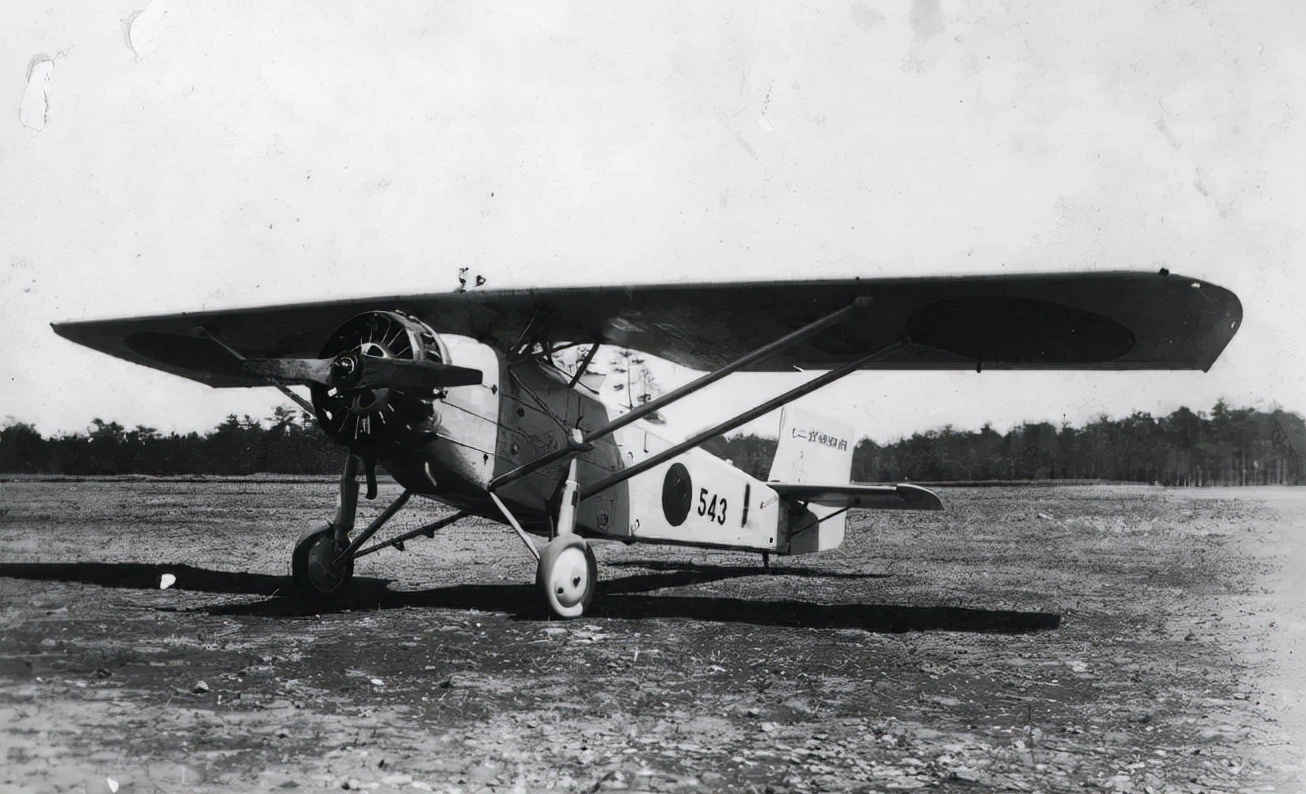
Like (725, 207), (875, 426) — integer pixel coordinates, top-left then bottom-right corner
(51, 270), (1240, 386)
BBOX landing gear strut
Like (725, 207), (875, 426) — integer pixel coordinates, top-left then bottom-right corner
(538, 432), (598, 619)
(292, 454), (362, 598)
(493, 431), (600, 619)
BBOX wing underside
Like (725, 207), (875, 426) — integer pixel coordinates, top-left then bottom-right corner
(51, 271), (1241, 387)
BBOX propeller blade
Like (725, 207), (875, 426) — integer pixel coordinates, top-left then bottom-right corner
(354, 356), (483, 390)
(243, 354), (482, 391)
(242, 357), (334, 385)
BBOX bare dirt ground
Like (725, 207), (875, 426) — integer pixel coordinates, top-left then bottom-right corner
(0, 480), (1302, 793)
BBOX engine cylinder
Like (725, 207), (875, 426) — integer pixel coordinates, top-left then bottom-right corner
(310, 311), (447, 450)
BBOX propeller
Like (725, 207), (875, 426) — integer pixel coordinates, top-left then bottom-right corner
(243, 352), (482, 391)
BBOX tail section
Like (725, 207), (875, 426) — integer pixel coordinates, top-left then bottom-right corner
(770, 407), (856, 553)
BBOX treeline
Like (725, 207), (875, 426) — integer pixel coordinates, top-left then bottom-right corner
(0, 407), (344, 476)
(711, 402), (1305, 486)
(2, 402), (1304, 486)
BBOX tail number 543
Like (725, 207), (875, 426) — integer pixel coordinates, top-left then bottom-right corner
(697, 488), (727, 525)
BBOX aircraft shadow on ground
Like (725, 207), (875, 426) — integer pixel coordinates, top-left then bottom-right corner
(0, 562), (284, 596)
(605, 559), (888, 580)
(0, 561), (1059, 634)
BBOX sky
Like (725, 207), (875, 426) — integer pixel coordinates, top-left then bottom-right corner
(2, 1), (1303, 443)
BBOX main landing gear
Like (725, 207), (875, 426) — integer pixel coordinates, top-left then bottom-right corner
(290, 455), (465, 600)
(292, 454), (364, 599)
(533, 431), (598, 619)
(489, 430), (600, 620)
(291, 451), (600, 619)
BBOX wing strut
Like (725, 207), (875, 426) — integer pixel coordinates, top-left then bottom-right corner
(489, 297), (874, 492)
(567, 343), (602, 389)
(197, 328), (317, 415)
(577, 340), (903, 501)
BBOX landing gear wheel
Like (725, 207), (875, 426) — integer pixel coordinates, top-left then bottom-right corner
(536, 535), (597, 619)
(292, 522), (355, 597)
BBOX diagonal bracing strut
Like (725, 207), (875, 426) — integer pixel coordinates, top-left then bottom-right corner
(333, 490), (412, 566)
(578, 342), (904, 501)
(488, 297), (874, 492)
(354, 510), (468, 558)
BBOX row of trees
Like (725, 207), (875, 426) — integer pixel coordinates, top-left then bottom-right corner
(711, 401), (1305, 486)
(2, 401), (1303, 486)
(0, 407), (343, 476)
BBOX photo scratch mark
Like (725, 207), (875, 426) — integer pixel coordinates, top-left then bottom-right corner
(123, 0), (172, 59)
(1154, 116), (1181, 151)
(758, 79), (775, 132)
(734, 132), (759, 161)
(20, 56), (54, 131)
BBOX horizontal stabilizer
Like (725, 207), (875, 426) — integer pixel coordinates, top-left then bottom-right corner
(770, 482), (943, 511)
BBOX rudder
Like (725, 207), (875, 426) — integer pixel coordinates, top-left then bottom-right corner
(770, 407), (856, 553)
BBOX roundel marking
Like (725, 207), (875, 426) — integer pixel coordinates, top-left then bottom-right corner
(661, 463), (693, 527)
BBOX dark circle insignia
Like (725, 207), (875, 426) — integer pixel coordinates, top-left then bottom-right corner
(662, 463), (693, 527)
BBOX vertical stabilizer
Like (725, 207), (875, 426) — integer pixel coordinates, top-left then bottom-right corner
(770, 407), (856, 553)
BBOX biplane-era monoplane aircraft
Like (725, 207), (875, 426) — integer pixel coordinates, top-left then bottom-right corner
(52, 271), (1241, 617)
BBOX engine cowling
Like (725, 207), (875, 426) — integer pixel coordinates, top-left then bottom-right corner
(310, 311), (448, 450)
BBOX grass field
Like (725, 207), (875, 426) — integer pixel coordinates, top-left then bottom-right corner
(1, 481), (1302, 792)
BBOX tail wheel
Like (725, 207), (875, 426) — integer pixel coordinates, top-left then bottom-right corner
(536, 535), (598, 619)
(310, 311), (445, 449)
(292, 522), (355, 597)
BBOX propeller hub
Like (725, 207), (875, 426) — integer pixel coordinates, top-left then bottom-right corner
(310, 311), (448, 450)
(329, 353), (360, 388)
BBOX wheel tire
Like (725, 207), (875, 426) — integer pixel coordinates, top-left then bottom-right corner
(291, 522), (355, 597)
(536, 535), (597, 619)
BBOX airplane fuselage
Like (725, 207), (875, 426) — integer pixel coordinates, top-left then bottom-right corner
(381, 335), (790, 552)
